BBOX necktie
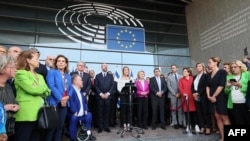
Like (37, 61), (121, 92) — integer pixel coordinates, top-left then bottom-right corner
(174, 74), (178, 82)
(79, 72), (83, 77)
(103, 72), (106, 77)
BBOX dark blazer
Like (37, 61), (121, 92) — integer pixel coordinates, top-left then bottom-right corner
(149, 77), (168, 99)
(68, 86), (88, 115)
(35, 63), (48, 82)
(94, 72), (114, 99)
(7, 78), (16, 97)
(70, 71), (91, 94)
(191, 73), (207, 98)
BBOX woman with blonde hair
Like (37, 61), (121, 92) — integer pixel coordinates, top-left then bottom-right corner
(135, 71), (149, 130)
(192, 63), (211, 134)
(224, 60), (250, 125)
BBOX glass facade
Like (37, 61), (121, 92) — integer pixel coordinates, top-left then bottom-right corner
(0, 0), (190, 77)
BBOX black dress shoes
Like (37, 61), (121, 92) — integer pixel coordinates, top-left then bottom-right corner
(97, 128), (103, 133)
(174, 124), (179, 129)
(161, 126), (166, 130)
(90, 135), (97, 141)
(104, 128), (111, 133)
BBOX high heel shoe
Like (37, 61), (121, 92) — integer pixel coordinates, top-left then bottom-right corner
(205, 128), (211, 135)
(199, 128), (205, 134)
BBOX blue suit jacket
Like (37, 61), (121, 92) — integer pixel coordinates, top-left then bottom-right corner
(94, 72), (114, 99)
(46, 69), (72, 106)
(68, 87), (88, 115)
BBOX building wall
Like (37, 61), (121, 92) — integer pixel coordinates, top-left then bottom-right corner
(186, 0), (250, 66)
(0, 0), (190, 76)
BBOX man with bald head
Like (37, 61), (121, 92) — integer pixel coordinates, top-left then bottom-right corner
(7, 46), (22, 59)
(95, 63), (114, 133)
(45, 55), (55, 70)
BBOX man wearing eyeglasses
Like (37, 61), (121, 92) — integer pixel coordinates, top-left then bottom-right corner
(70, 61), (91, 97)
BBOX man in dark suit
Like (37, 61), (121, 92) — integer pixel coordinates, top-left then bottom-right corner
(70, 61), (91, 96)
(107, 71), (118, 127)
(88, 70), (98, 128)
(6, 46), (23, 98)
(150, 68), (168, 130)
(95, 63), (114, 133)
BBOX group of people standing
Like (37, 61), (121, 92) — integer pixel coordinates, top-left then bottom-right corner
(1, 44), (250, 141)
(0, 46), (97, 141)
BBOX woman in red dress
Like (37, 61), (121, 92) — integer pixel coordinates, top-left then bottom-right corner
(178, 67), (198, 133)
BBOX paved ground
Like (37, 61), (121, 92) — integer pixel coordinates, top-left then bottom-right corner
(63, 125), (220, 141)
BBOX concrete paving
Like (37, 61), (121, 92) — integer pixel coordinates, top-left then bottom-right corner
(63, 125), (220, 141)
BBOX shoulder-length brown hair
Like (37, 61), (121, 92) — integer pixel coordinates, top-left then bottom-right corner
(16, 50), (36, 71)
(183, 67), (193, 76)
(54, 54), (69, 73)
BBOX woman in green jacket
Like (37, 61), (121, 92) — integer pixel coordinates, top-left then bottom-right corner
(14, 50), (50, 141)
(224, 60), (250, 125)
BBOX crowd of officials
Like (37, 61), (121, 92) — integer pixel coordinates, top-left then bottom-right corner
(0, 45), (250, 141)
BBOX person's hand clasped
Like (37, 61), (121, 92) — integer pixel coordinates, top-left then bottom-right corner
(175, 93), (180, 98)
(208, 96), (216, 103)
(60, 96), (69, 107)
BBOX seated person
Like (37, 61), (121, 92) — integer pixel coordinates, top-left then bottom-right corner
(0, 102), (7, 141)
(68, 74), (95, 141)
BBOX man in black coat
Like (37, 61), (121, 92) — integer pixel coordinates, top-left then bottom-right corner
(150, 68), (168, 130)
(70, 61), (91, 96)
(95, 63), (114, 133)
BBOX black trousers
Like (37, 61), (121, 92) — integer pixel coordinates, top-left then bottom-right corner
(151, 97), (165, 127)
(98, 98), (111, 128)
(88, 94), (98, 127)
(14, 121), (41, 141)
(195, 101), (212, 128)
(137, 97), (148, 128)
(109, 96), (117, 126)
(184, 111), (198, 128)
(232, 103), (250, 125)
(120, 94), (131, 126)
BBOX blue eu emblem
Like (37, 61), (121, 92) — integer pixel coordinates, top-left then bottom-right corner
(106, 25), (145, 52)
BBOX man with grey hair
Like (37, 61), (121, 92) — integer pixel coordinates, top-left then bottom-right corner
(7, 46), (22, 60)
(45, 55), (55, 70)
(70, 61), (91, 96)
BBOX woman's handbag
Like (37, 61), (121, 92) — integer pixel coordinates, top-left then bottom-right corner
(5, 116), (15, 136)
(37, 98), (59, 129)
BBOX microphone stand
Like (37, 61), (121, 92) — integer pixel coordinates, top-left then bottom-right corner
(117, 81), (143, 139)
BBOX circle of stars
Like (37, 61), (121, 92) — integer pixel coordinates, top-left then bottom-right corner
(116, 29), (136, 49)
